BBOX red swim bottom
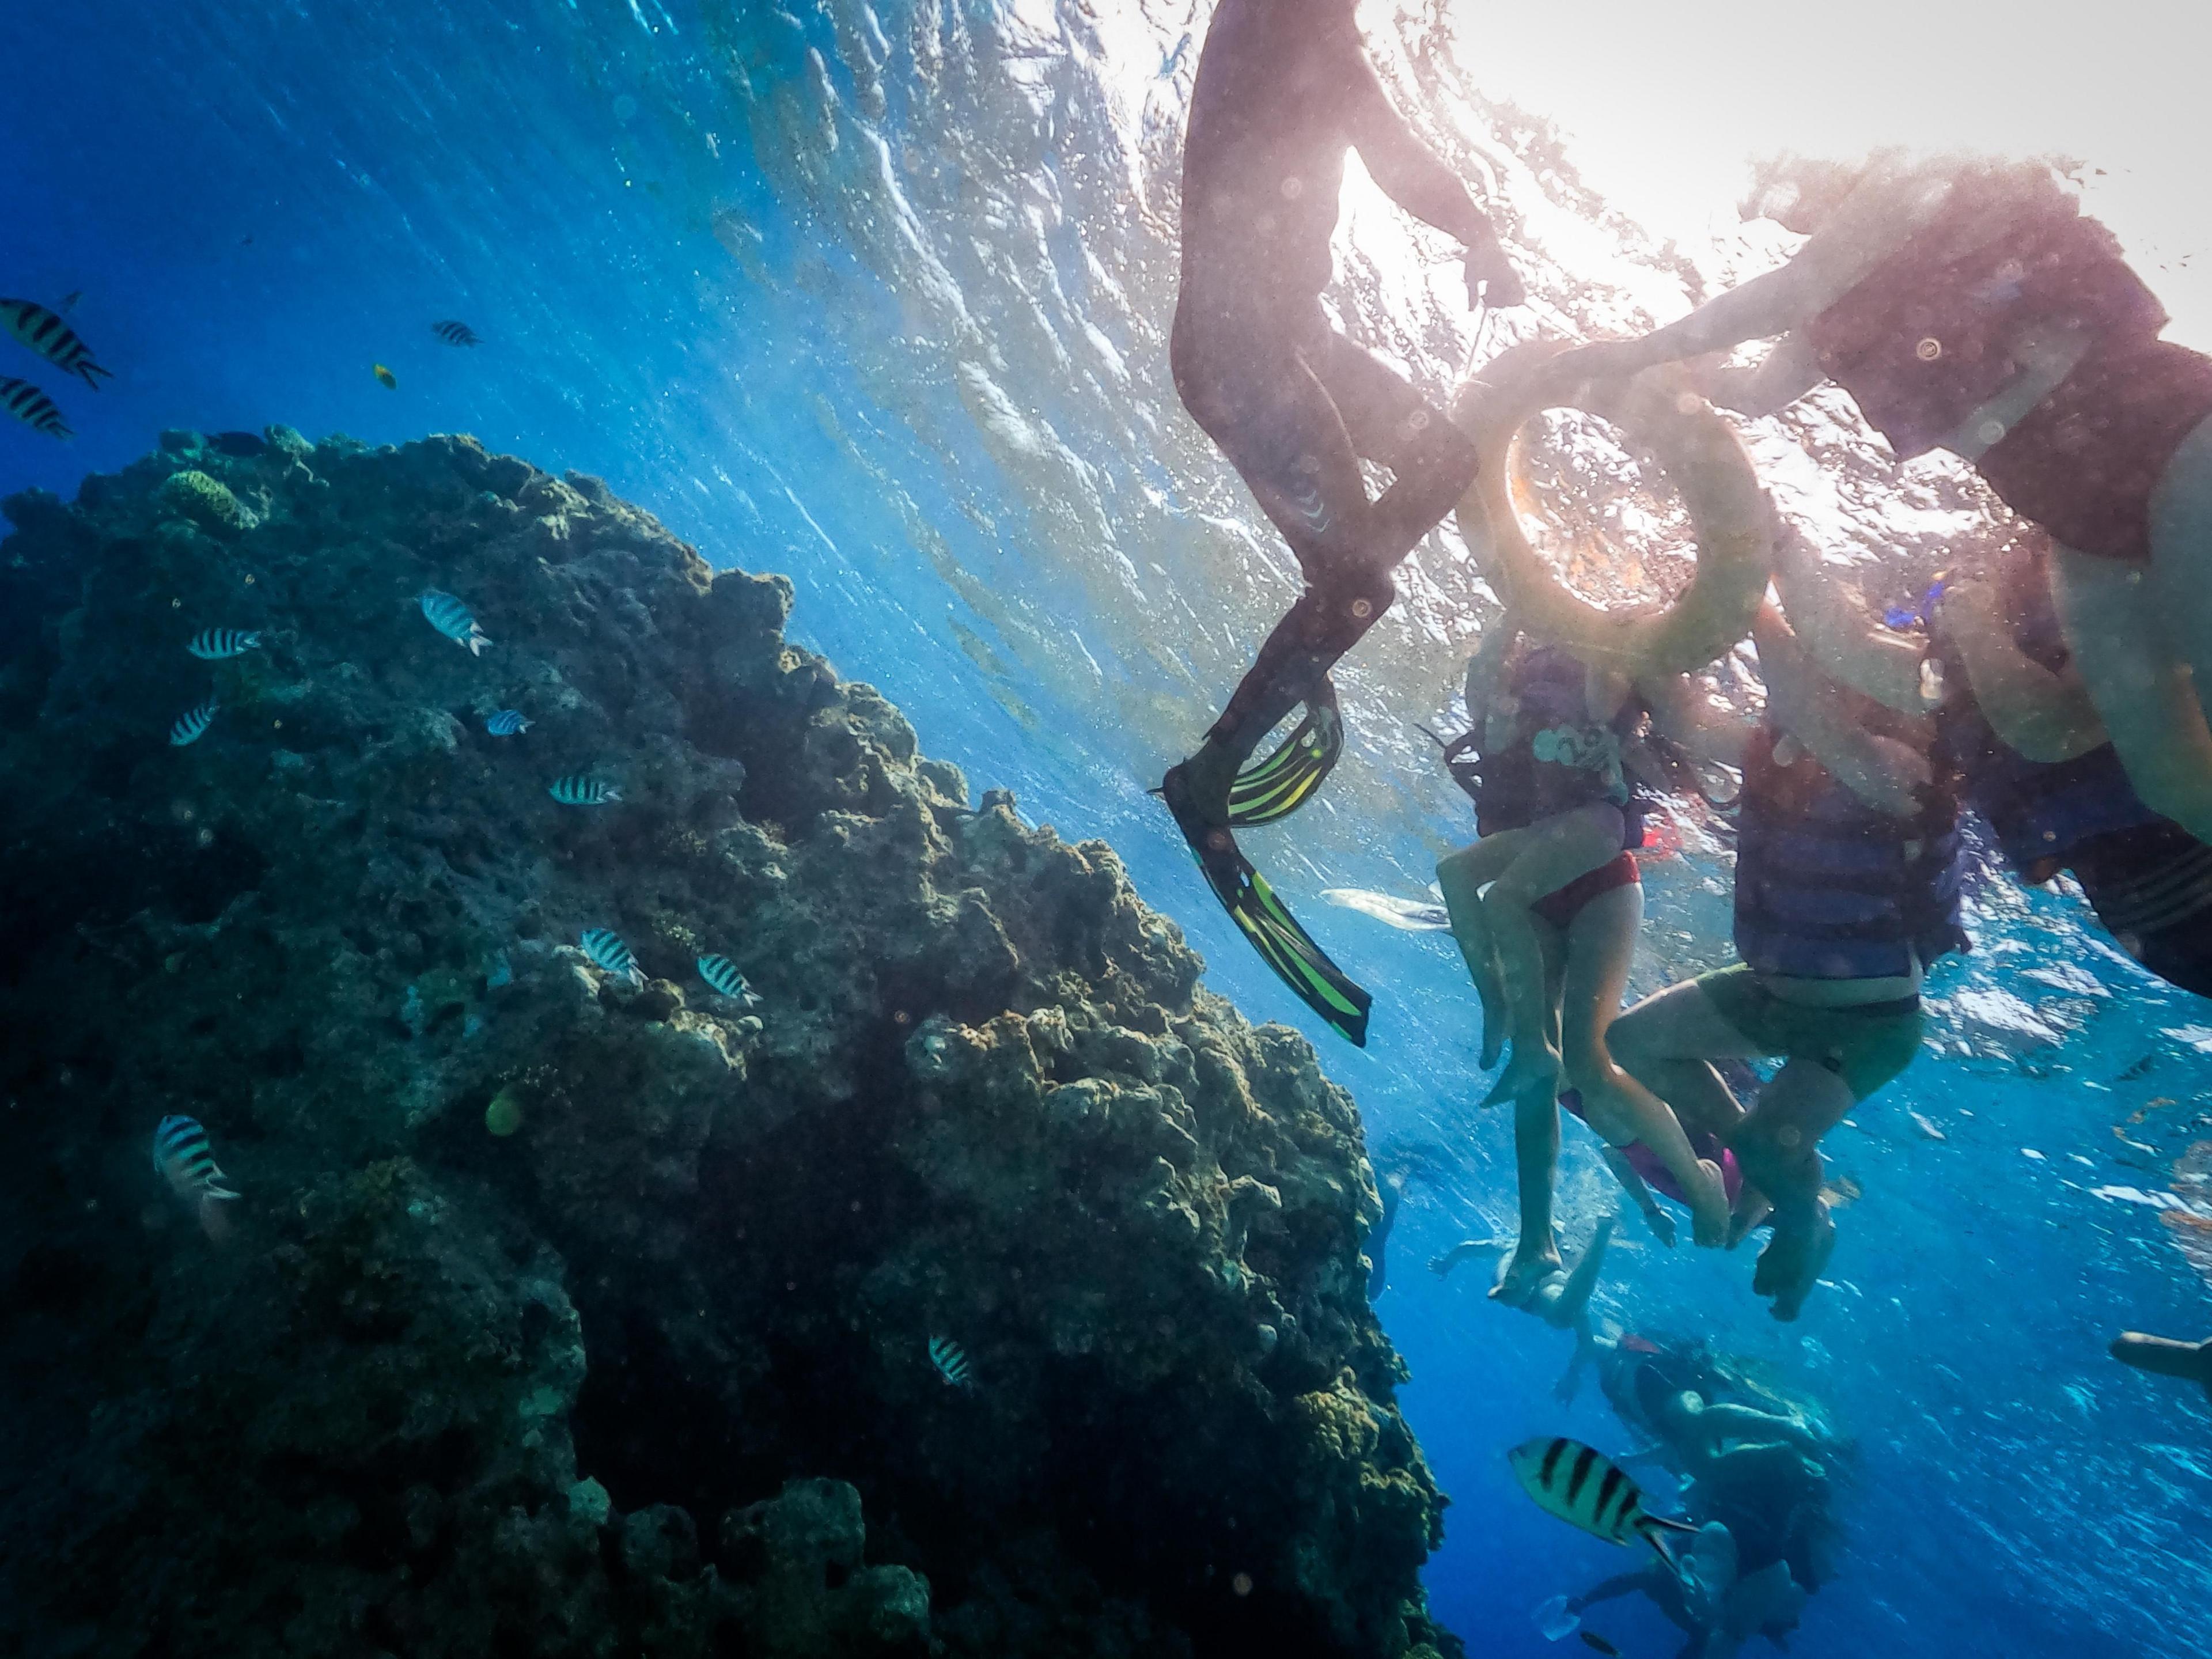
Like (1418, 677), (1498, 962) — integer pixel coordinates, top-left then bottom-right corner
(1531, 850), (1639, 930)
(1978, 335), (2212, 563)
(1561, 1088), (1745, 1210)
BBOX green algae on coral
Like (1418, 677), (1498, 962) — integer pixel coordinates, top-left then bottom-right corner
(157, 467), (258, 535)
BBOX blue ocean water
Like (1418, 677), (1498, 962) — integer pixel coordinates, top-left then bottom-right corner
(6, 4), (2209, 1654)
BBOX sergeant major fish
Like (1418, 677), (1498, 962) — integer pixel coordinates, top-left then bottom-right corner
(431, 320), (481, 347)
(549, 775), (620, 805)
(1508, 1437), (1698, 1574)
(579, 927), (643, 986)
(696, 954), (762, 1007)
(153, 1114), (240, 1240)
(169, 698), (219, 747)
(484, 709), (531, 736)
(0, 298), (112, 388)
(418, 589), (490, 655)
(187, 627), (261, 660)
(927, 1336), (975, 1390)
(1, 377), (70, 439)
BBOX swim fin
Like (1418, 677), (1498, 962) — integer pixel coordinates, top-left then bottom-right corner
(1162, 765), (1373, 1046)
(1226, 681), (1343, 827)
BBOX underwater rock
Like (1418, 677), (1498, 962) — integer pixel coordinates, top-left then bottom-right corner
(0, 434), (1452, 1658)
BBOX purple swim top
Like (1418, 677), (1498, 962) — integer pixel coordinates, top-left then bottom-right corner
(1560, 1089), (1744, 1209)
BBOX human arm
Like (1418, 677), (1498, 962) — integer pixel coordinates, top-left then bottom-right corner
(1936, 576), (2107, 762)
(1687, 334), (1827, 418)
(1563, 164), (1948, 378)
(1568, 1570), (1664, 1615)
(1770, 522), (1937, 715)
(1600, 1148), (1677, 1246)
(1428, 1237), (1504, 1279)
(1638, 672), (1753, 769)
(1341, 47), (1525, 305)
(1756, 604), (1933, 816)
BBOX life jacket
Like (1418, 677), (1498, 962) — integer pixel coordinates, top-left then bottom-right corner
(1733, 726), (1968, 981)
(1804, 166), (2165, 460)
(1462, 645), (1649, 844)
(1930, 548), (2165, 878)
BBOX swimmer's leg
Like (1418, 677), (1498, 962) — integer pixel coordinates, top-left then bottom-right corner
(1479, 804), (1624, 1107)
(1429, 1237), (1506, 1280)
(2150, 411), (2212, 740)
(1495, 925), (1571, 1302)
(1551, 1215), (1616, 1328)
(1316, 327), (1481, 550)
(2110, 1331), (2212, 1392)
(1558, 883), (1730, 1247)
(1730, 1055), (1855, 1321)
(2054, 540), (2212, 847)
(1437, 831), (1528, 1069)
(1607, 978), (1764, 1143)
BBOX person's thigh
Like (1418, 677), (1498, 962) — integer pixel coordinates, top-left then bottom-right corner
(1316, 329), (1437, 471)
(1607, 969), (1771, 1067)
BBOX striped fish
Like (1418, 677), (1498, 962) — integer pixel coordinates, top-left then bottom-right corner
(431, 320), (481, 347)
(1, 377), (70, 439)
(484, 709), (531, 736)
(418, 589), (490, 655)
(549, 775), (620, 806)
(1507, 1437), (1698, 1572)
(187, 627), (262, 660)
(169, 698), (219, 747)
(927, 1336), (975, 1389)
(696, 954), (762, 1007)
(152, 1115), (240, 1203)
(579, 927), (642, 986)
(1, 298), (111, 388)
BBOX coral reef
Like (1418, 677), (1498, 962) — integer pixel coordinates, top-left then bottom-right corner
(156, 460), (259, 535)
(0, 431), (1456, 1657)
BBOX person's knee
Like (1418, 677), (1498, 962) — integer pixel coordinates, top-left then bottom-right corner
(1305, 566), (1397, 653)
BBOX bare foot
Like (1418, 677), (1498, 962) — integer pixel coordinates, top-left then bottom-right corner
(1752, 1202), (1836, 1321)
(1480, 1038), (1561, 1109)
(1491, 1245), (1564, 1305)
(1683, 1158), (1730, 1249)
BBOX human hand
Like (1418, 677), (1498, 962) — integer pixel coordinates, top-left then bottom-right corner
(1641, 1204), (1678, 1248)
(1463, 238), (1527, 309)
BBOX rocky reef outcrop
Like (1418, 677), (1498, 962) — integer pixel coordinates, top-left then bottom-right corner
(0, 430), (1455, 1658)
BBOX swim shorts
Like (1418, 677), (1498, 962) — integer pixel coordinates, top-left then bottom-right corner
(2075, 821), (2212, 997)
(1694, 962), (1925, 1103)
(1531, 850), (1639, 930)
(1560, 1087), (1743, 1209)
(1976, 335), (2212, 564)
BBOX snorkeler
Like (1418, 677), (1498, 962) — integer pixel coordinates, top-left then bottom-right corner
(1782, 527), (2212, 995)
(2111, 1330), (2212, 1400)
(1161, 0), (1527, 1045)
(1605, 605), (1967, 1321)
(1560, 1524), (1808, 1659)
(1434, 618), (1741, 1296)
(1560, 150), (2212, 853)
(1431, 1215), (1614, 1355)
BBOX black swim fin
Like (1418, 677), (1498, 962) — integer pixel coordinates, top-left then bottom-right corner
(1226, 681), (1343, 827)
(1162, 766), (1372, 1046)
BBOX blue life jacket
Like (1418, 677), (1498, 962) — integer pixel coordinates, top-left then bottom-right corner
(1733, 725), (1968, 980)
(1468, 645), (1649, 845)
(1931, 603), (2164, 878)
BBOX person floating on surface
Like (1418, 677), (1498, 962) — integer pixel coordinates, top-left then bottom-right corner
(1606, 605), (1967, 1320)
(1160, 0), (1526, 1045)
(1435, 618), (1743, 1297)
(1559, 149), (2212, 855)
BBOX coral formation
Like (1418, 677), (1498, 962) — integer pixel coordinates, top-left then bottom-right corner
(156, 461), (260, 535)
(0, 431), (1455, 1657)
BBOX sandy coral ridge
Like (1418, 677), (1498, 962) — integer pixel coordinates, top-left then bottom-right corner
(0, 429), (1455, 1659)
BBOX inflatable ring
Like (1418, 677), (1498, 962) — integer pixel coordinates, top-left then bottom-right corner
(1452, 339), (1772, 679)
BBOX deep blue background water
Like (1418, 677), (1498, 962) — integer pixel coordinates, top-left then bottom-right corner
(8, 5), (2211, 1654)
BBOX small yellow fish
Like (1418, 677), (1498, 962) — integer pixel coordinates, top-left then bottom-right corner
(373, 363), (397, 389)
